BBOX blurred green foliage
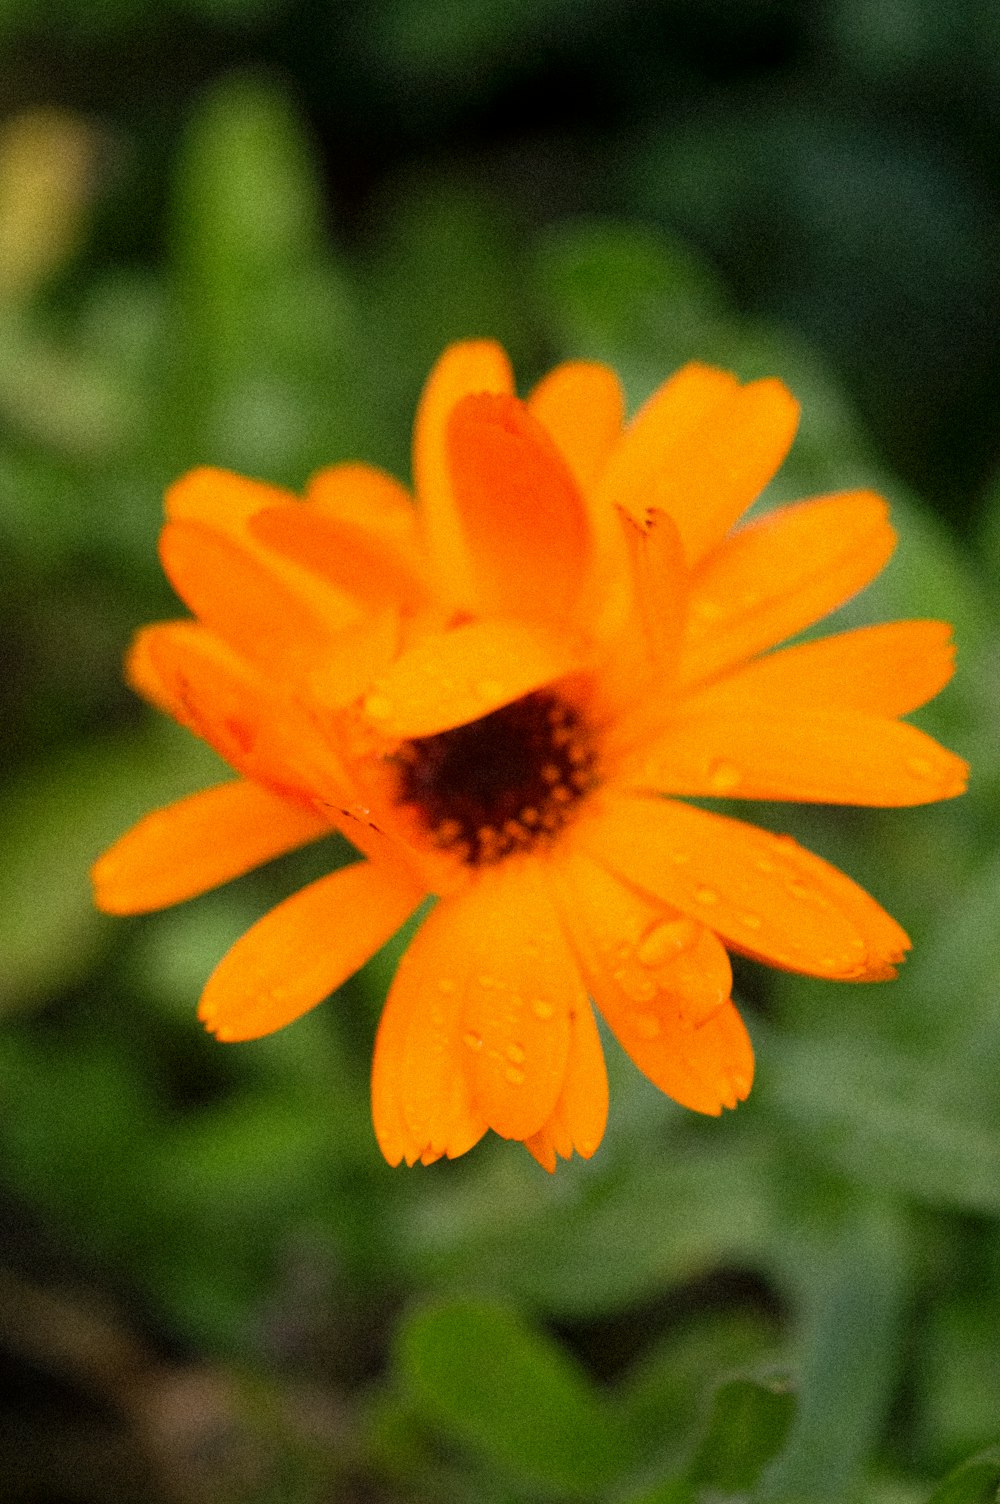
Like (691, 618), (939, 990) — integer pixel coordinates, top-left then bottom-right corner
(2, 7), (1000, 1500)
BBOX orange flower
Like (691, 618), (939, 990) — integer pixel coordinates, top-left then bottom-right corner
(93, 344), (967, 1170)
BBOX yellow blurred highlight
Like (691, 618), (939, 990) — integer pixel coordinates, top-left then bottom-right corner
(0, 108), (99, 303)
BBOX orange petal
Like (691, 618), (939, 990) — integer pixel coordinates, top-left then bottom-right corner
(634, 706), (969, 807)
(375, 863), (579, 1153)
(413, 340), (514, 604)
(127, 622), (351, 806)
(600, 363), (738, 518)
(685, 620), (957, 717)
(524, 998), (608, 1171)
(598, 364), (800, 564)
(361, 618), (588, 738)
(592, 508), (687, 728)
(371, 902), (488, 1167)
(459, 863), (580, 1141)
(92, 780), (330, 915)
(580, 794), (910, 980)
(128, 620), (282, 775)
(681, 491), (897, 687)
(166, 468), (375, 651)
(199, 860), (425, 1042)
(447, 392), (592, 627)
(528, 360), (624, 494)
(555, 852), (752, 1114)
(159, 520), (359, 674)
(620, 506), (686, 673)
(251, 504), (426, 612)
(166, 466), (297, 533)
(306, 463), (418, 550)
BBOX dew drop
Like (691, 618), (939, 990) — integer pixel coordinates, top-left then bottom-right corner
(694, 885), (719, 905)
(707, 759), (742, 794)
(785, 878), (814, 901)
(631, 1012), (662, 1040)
(907, 755), (934, 777)
(364, 692), (392, 721)
(738, 911), (763, 931)
(613, 968), (656, 1003)
(636, 917), (697, 967)
(506, 1042), (526, 1065)
(531, 998), (555, 1020)
(505, 1065), (526, 1086)
(462, 1030), (484, 1051)
(755, 856), (777, 874)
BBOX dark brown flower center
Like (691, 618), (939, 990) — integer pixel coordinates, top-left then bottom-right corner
(392, 690), (599, 866)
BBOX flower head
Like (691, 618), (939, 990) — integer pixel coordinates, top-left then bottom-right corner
(93, 344), (967, 1169)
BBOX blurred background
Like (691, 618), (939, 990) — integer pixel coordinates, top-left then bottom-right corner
(2, 1), (1000, 1500)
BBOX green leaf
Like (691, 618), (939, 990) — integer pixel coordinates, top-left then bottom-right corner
(766, 1032), (1000, 1218)
(621, 1480), (692, 1504)
(762, 1202), (908, 1501)
(926, 1448), (1000, 1504)
(168, 75), (374, 478)
(364, 179), (533, 458)
(398, 1297), (628, 1494)
(401, 1138), (779, 1321)
(173, 74), (322, 334)
(0, 725), (222, 1013)
(535, 218), (728, 403)
(686, 1375), (796, 1493)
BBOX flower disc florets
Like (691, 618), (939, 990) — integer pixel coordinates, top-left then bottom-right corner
(391, 689), (599, 867)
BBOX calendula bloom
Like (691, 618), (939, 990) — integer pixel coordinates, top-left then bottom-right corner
(93, 343), (967, 1169)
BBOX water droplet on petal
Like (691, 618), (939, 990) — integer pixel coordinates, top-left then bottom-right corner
(637, 917), (698, 967)
(707, 759), (742, 794)
(694, 885), (719, 905)
(612, 967), (656, 1003)
(506, 1042), (526, 1065)
(462, 1030), (483, 1051)
(364, 692), (392, 720)
(786, 878), (814, 901)
(531, 998), (554, 1020)
(755, 856), (777, 875)
(738, 911), (763, 931)
(505, 1065), (525, 1086)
